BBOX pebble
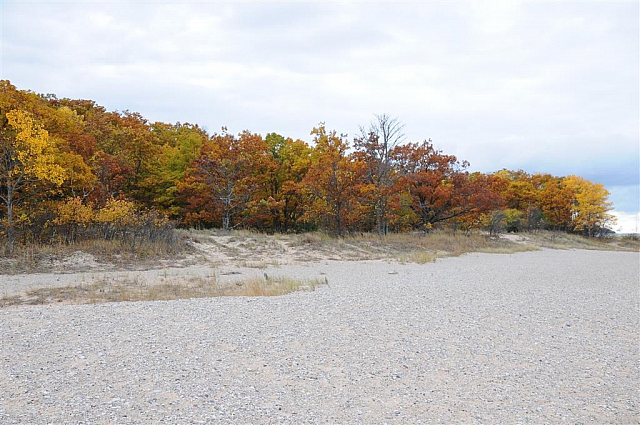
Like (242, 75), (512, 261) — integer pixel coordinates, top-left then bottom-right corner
(0, 250), (638, 423)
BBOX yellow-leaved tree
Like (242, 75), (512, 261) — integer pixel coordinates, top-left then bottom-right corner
(0, 109), (65, 250)
(563, 175), (616, 237)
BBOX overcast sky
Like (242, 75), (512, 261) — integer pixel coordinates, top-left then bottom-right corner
(2, 0), (639, 231)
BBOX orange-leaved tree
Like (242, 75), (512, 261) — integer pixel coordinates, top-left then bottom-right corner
(182, 130), (268, 230)
(303, 125), (362, 236)
(395, 140), (474, 230)
(245, 133), (313, 231)
(536, 175), (573, 230)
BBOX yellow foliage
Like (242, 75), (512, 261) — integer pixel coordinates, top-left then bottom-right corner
(54, 197), (94, 226)
(563, 175), (616, 234)
(94, 198), (138, 225)
(5, 109), (65, 185)
(56, 148), (97, 191)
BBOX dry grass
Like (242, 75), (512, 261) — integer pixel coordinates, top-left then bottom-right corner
(0, 235), (192, 274)
(291, 232), (334, 246)
(524, 231), (639, 251)
(398, 251), (437, 264)
(188, 228), (537, 265)
(615, 234), (640, 251)
(236, 259), (282, 269)
(381, 232), (534, 256)
(0, 274), (327, 307)
(11, 227), (625, 278)
(287, 230), (536, 262)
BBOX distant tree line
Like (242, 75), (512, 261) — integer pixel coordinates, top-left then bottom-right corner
(0, 80), (615, 250)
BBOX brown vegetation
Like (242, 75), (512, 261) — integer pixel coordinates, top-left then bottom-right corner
(523, 231), (640, 252)
(0, 231), (190, 274)
(187, 229), (537, 265)
(0, 274), (326, 307)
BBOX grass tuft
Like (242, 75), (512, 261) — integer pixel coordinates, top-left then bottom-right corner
(524, 231), (639, 251)
(0, 274), (326, 307)
(398, 250), (437, 264)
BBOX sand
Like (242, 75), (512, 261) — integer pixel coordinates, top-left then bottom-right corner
(1, 249), (638, 423)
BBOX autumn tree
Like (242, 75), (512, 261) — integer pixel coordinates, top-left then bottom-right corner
(61, 108), (161, 205)
(0, 109), (65, 249)
(247, 133), (313, 231)
(277, 137), (314, 231)
(453, 172), (505, 231)
(182, 130), (268, 230)
(241, 133), (284, 230)
(492, 169), (547, 230)
(395, 140), (480, 229)
(42, 103), (98, 201)
(563, 175), (615, 237)
(353, 114), (405, 235)
(110, 111), (162, 205)
(494, 169), (534, 205)
(149, 122), (207, 217)
(55, 151), (97, 200)
(303, 125), (361, 235)
(536, 175), (573, 230)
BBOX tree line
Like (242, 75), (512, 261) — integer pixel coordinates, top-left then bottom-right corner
(0, 80), (615, 250)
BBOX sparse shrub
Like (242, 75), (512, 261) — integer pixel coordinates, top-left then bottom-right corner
(1, 196), (184, 265)
(484, 210), (506, 237)
(504, 209), (523, 233)
(400, 250), (435, 264)
(52, 197), (94, 243)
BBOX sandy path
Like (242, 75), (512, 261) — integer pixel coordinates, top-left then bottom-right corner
(1, 249), (638, 423)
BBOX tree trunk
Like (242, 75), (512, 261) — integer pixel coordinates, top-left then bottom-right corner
(335, 202), (343, 237)
(6, 185), (14, 252)
(222, 209), (230, 231)
(376, 207), (385, 236)
(375, 196), (388, 235)
(220, 192), (232, 231)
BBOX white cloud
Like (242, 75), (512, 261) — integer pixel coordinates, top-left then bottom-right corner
(611, 211), (640, 234)
(470, 0), (523, 34)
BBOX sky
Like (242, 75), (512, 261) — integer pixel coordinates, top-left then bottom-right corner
(2, 0), (639, 232)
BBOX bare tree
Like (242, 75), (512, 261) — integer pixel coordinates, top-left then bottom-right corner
(353, 114), (405, 235)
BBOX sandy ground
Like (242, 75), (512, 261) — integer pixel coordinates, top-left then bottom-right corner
(0, 232), (395, 298)
(1, 249), (639, 423)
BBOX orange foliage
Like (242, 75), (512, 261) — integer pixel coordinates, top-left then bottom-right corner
(0, 80), (619, 243)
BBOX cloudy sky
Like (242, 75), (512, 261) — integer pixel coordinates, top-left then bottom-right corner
(2, 0), (639, 231)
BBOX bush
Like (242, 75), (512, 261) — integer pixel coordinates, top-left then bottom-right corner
(2, 197), (181, 257)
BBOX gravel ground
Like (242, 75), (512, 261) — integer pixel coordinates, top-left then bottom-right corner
(1, 249), (638, 424)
